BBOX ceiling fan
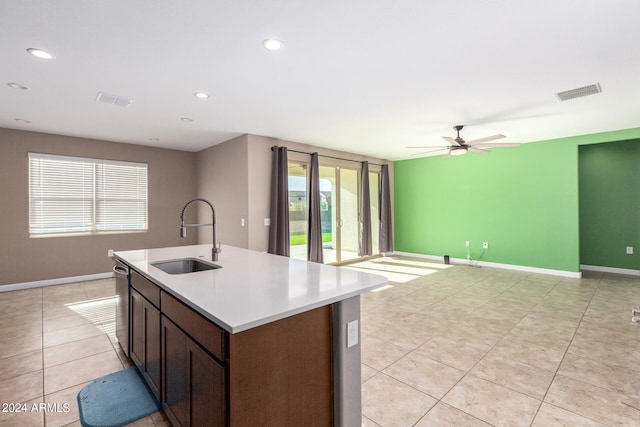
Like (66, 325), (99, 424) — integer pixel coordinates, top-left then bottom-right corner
(408, 125), (521, 158)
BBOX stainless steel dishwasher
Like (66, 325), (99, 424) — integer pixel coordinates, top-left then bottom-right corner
(113, 259), (130, 356)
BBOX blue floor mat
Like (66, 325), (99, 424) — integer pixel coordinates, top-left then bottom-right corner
(77, 367), (161, 427)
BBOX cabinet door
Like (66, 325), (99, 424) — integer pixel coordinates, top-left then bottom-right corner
(162, 316), (226, 427)
(130, 287), (161, 401)
(130, 288), (145, 370)
(162, 316), (188, 427)
(145, 299), (161, 401)
(188, 338), (226, 427)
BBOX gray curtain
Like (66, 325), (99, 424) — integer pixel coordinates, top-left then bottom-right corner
(268, 146), (290, 257)
(359, 161), (372, 256)
(307, 153), (324, 263)
(379, 164), (393, 253)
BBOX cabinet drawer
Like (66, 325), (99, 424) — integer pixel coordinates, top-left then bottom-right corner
(161, 291), (226, 362)
(130, 270), (160, 307)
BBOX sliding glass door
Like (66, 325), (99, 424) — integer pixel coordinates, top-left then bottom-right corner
(288, 162), (307, 260)
(289, 161), (380, 264)
(369, 171), (380, 255)
(339, 168), (360, 263)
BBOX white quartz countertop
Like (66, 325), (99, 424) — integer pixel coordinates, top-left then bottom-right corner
(114, 244), (387, 333)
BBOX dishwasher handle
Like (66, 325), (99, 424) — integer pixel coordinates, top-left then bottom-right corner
(113, 264), (128, 278)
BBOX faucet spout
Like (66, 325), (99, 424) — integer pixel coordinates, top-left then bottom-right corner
(180, 198), (221, 261)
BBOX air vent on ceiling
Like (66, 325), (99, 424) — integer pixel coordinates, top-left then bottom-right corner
(554, 83), (601, 101)
(95, 92), (132, 107)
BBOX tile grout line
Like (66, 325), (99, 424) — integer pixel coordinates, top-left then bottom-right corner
(420, 276), (557, 427)
(40, 286), (47, 426)
(372, 269), (584, 426)
(373, 270), (542, 426)
(527, 272), (605, 427)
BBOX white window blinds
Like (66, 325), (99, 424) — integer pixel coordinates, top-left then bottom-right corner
(29, 153), (148, 235)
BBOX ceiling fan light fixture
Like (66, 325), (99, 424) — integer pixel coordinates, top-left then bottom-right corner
(450, 147), (467, 156)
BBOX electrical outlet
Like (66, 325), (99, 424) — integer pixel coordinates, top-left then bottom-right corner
(465, 240), (470, 247)
(347, 320), (359, 348)
(107, 249), (114, 257)
(627, 246), (634, 254)
(483, 242), (489, 249)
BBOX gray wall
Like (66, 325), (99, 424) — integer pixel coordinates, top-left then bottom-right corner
(0, 128), (197, 287)
(196, 134), (249, 248)
(196, 133), (393, 253)
(0, 128), (393, 287)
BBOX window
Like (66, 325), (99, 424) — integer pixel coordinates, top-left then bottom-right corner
(29, 153), (148, 236)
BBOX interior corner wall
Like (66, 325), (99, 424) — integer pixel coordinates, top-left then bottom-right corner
(0, 127), (198, 287)
(196, 134), (250, 248)
(393, 127), (640, 274)
(579, 139), (640, 269)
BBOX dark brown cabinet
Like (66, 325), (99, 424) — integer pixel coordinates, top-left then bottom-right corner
(162, 315), (226, 427)
(127, 267), (334, 426)
(129, 276), (161, 402)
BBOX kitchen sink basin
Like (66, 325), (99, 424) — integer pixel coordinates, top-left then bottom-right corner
(151, 258), (221, 274)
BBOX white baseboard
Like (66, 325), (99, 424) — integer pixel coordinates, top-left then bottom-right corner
(0, 272), (114, 293)
(580, 264), (640, 277)
(391, 251), (582, 278)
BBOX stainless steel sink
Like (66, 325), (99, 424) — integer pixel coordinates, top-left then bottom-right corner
(151, 258), (221, 274)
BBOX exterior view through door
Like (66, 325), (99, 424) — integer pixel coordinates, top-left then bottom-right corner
(288, 160), (379, 264)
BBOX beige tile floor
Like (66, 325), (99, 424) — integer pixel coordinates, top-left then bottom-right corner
(349, 257), (640, 426)
(0, 278), (169, 427)
(1, 258), (639, 426)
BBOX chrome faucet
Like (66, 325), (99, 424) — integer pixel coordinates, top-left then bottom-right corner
(180, 198), (221, 261)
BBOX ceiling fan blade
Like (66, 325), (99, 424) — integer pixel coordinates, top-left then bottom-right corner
(442, 136), (460, 146)
(443, 150), (452, 159)
(409, 148), (450, 156)
(468, 147), (491, 154)
(465, 134), (506, 146)
(475, 142), (521, 148)
(406, 145), (451, 149)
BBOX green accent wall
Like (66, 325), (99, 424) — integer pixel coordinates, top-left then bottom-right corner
(394, 127), (640, 273)
(579, 139), (640, 269)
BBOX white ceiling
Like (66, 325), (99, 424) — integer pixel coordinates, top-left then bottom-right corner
(2, 0), (639, 161)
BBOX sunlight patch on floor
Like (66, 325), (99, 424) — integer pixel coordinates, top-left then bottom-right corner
(66, 296), (117, 338)
(343, 256), (452, 283)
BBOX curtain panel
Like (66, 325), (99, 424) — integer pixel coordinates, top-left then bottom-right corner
(307, 153), (324, 263)
(379, 164), (394, 253)
(268, 146), (290, 257)
(359, 161), (372, 256)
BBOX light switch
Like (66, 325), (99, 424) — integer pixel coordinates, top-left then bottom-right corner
(241, 218), (245, 227)
(264, 218), (271, 226)
(347, 320), (359, 348)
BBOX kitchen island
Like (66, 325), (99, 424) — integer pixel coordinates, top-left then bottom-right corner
(113, 244), (387, 427)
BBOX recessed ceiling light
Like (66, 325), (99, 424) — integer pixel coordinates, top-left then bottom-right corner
(262, 39), (284, 51)
(148, 137), (160, 142)
(15, 118), (32, 124)
(26, 48), (54, 59)
(194, 92), (209, 99)
(181, 117), (194, 122)
(7, 82), (30, 90)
